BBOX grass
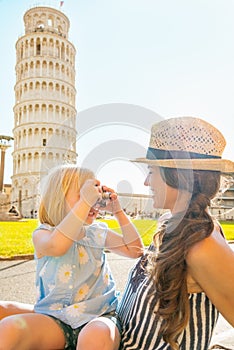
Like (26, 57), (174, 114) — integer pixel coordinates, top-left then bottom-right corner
(0, 218), (233, 258)
(0, 220), (38, 258)
(101, 219), (157, 246)
(219, 221), (234, 241)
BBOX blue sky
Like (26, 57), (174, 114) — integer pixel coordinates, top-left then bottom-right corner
(1, 0), (234, 193)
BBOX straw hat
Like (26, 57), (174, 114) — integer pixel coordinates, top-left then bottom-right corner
(132, 117), (234, 173)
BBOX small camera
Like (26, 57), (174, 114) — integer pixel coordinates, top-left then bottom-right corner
(95, 191), (111, 208)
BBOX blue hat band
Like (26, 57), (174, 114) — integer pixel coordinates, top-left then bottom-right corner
(146, 148), (221, 161)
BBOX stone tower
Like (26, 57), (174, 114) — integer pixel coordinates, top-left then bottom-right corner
(12, 6), (77, 217)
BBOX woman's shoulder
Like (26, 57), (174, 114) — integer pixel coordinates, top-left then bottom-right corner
(186, 224), (231, 267)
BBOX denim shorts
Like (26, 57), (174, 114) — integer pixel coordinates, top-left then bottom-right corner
(50, 311), (122, 350)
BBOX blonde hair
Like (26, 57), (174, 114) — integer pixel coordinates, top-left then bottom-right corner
(39, 165), (95, 226)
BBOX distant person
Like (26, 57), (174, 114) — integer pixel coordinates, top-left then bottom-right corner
(117, 116), (234, 349)
(8, 205), (20, 216)
(0, 165), (143, 350)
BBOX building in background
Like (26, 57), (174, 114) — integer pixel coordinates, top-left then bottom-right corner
(11, 6), (77, 217)
(211, 184), (234, 221)
(1, 4), (233, 220)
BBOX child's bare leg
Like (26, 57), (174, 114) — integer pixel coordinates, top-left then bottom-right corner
(0, 313), (65, 350)
(77, 316), (120, 350)
(0, 301), (34, 320)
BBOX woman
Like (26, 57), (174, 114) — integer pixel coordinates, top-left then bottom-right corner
(118, 116), (234, 349)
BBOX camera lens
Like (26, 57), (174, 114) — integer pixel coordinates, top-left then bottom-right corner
(102, 192), (111, 200)
(94, 191), (111, 208)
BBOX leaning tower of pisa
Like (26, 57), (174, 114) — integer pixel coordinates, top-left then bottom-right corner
(11, 6), (77, 217)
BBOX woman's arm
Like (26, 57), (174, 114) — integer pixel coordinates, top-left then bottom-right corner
(187, 229), (234, 326)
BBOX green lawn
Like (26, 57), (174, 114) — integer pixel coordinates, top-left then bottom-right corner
(0, 219), (233, 258)
(0, 220), (38, 258)
(219, 221), (234, 241)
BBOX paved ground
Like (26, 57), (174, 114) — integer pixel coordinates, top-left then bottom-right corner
(0, 251), (233, 347)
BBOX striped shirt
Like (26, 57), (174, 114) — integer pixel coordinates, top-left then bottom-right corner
(117, 245), (219, 349)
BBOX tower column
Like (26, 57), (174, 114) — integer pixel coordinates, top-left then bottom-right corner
(0, 148), (6, 192)
(0, 136), (14, 192)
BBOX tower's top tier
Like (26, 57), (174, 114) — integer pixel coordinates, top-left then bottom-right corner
(23, 6), (70, 39)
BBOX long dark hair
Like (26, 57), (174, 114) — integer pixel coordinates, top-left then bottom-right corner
(149, 167), (221, 349)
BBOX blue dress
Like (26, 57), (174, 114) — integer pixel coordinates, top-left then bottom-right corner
(34, 222), (118, 329)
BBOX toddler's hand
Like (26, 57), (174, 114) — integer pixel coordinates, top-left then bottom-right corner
(100, 186), (122, 215)
(80, 179), (101, 207)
